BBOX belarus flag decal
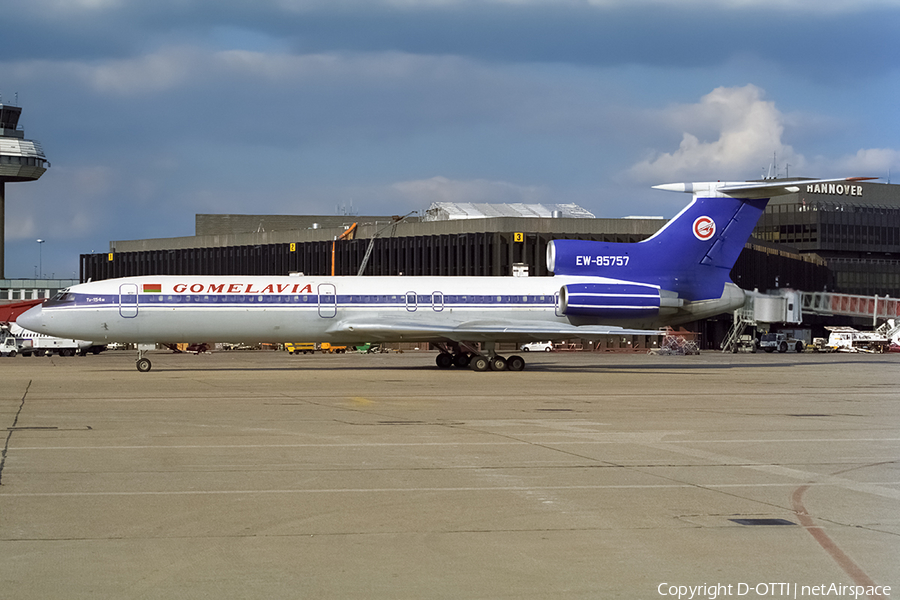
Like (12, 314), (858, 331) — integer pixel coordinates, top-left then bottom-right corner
(142, 283), (162, 293)
(692, 216), (716, 241)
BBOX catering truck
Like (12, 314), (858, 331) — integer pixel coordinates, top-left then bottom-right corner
(1, 322), (104, 357)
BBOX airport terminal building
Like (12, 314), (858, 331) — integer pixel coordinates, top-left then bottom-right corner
(754, 179), (900, 295)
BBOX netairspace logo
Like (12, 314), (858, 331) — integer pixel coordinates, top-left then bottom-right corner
(657, 582), (891, 599)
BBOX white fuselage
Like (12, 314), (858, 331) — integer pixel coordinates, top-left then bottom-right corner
(21, 274), (743, 345)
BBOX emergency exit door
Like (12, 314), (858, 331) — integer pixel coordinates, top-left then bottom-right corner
(318, 284), (337, 318)
(119, 283), (138, 318)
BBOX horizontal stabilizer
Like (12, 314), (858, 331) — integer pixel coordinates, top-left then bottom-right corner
(653, 177), (877, 200)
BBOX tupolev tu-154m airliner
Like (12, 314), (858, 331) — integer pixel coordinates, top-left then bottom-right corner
(18, 178), (874, 372)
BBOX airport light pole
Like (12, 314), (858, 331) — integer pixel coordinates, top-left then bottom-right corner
(37, 238), (44, 278)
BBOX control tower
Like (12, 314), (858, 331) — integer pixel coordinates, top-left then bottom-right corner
(0, 102), (49, 278)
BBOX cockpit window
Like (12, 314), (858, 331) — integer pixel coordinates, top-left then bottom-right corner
(47, 289), (74, 305)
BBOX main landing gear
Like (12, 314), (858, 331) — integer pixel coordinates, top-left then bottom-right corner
(434, 343), (526, 372)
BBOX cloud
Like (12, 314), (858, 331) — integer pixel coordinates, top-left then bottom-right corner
(827, 148), (900, 177)
(86, 48), (201, 95)
(628, 85), (798, 182)
(9, 0), (898, 83)
(30, 0), (122, 11)
(57, 47), (349, 96)
(627, 84), (900, 184)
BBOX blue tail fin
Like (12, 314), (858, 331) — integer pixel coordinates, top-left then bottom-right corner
(629, 194), (768, 300)
(548, 178), (873, 301)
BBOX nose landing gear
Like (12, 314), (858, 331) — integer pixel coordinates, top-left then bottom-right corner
(135, 348), (152, 372)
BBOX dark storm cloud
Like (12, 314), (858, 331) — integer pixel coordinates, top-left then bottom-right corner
(9, 1), (898, 79)
(282, 4), (898, 78)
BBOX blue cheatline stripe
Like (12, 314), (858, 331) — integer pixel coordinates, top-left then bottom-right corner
(58, 293), (561, 309)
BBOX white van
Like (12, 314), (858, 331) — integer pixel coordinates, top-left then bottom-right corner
(519, 341), (553, 352)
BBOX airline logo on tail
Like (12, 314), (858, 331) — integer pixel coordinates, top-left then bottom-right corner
(692, 216), (716, 241)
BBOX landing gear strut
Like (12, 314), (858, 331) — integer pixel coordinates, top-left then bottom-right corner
(453, 353), (471, 368)
(136, 349), (152, 372)
(435, 343), (475, 370)
(435, 350), (472, 369)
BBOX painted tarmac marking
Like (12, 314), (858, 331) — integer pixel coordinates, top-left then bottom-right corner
(647, 442), (900, 501)
(792, 485), (889, 600)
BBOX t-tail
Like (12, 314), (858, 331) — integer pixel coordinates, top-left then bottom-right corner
(548, 178), (875, 325)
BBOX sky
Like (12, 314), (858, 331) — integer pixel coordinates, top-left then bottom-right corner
(2, 0), (900, 279)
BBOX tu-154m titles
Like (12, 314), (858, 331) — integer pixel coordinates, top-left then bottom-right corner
(18, 178), (874, 372)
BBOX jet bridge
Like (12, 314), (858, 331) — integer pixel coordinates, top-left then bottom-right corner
(722, 288), (900, 352)
(800, 291), (900, 326)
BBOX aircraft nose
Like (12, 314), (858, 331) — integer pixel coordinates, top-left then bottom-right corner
(16, 304), (44, 331)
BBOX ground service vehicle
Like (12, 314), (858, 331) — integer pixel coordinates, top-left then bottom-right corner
(1, 322), (103, 357)
(319, 342), (348, 354)
(759, 332), (805, 353)
(1, 335), (18, 356)
(285, 342), (317, 354)
(823, 327), (890, 353)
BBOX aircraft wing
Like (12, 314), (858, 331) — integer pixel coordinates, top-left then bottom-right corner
(326, 317), (663, 343)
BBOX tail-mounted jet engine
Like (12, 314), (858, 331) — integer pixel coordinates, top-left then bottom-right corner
(558, 282), (660, 318)
(557, 282), (683, 319)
